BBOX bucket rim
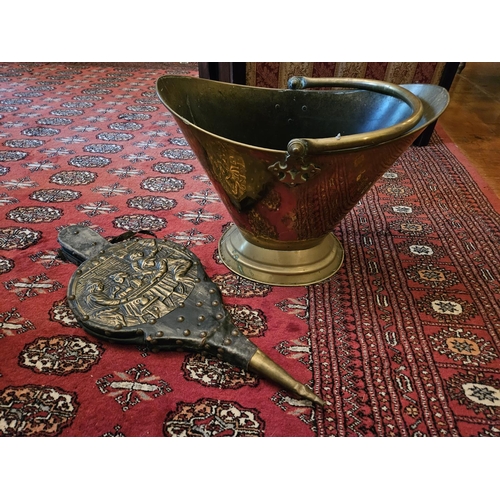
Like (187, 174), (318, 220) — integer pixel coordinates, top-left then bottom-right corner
(156, 75), (449, 155)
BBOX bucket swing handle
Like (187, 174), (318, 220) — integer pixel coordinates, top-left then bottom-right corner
(286, 76), (424, 157)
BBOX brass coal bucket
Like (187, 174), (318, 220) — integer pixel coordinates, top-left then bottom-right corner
(156, 75), (449, 286)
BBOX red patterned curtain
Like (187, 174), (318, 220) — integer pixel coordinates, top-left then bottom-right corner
(246, 62), (446, 88)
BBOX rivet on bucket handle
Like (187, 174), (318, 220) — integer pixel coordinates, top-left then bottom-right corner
(287, 76), (424, 156)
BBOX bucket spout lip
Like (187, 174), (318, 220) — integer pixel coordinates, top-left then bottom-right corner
(400, 82), (450, 135)
(156, 76), (449, 155)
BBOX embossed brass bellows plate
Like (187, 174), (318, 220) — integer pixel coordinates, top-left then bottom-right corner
(58, 225), (324, 405)
(156, 75), (450, 285)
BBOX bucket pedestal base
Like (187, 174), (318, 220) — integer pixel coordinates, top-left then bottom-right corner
(218, 226), (344, 286)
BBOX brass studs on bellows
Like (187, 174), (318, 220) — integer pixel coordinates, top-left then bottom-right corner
(147, 334), (158, 347)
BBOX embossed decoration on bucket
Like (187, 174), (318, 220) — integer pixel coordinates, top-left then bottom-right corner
(156, 75), (449, 286)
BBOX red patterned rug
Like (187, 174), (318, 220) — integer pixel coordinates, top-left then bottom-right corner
(0, 63), (499, 437)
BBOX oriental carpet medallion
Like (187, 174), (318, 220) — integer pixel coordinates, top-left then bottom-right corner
(0, 62), (499, 437)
